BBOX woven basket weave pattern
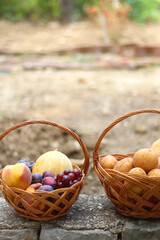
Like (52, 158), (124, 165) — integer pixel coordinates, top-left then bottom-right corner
(0, 120), (89, 221)
(93, 109), (160, 219)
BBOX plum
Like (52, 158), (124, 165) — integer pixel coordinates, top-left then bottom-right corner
(32, 173), (42, 184)
(18, 159), (27, 164)
(18, 159), (35, 172)
(42, 170), (54, 179)
(38, 185), (53, 191)
(42, 177), (57, 189)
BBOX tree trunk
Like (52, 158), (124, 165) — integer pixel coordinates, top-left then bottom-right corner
(60, 0), (74, 23)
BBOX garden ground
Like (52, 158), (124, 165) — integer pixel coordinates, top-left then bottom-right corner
(0, 19), (160, 195)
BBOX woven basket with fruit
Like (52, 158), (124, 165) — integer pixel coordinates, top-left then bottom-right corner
(93, 109), (160, 219)
(0, 120), (89, 221)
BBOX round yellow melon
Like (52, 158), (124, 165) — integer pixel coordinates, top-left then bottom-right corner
(32, 150), (73, 176)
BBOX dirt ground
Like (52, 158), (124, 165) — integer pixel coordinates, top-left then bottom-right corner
(1, 19), (160, 54)
(0, 20), (160, 195)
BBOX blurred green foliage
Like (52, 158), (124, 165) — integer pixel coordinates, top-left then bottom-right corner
(122, 0), (160, 23)
(0, 0), (160, 23)
(0, 0), (61, 21)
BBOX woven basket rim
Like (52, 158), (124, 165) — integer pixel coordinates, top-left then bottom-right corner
(97, 157), (160, 183)
(0, 164), (84, 193)
(0, 164), (85, 221)
(92, 109), (160, 219)
(0, 119), (90, 176)
(0, 120), (90, 221)
(93, 108), (160, 164)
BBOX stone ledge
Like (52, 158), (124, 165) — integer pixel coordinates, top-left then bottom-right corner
(0, 195), (160, 240)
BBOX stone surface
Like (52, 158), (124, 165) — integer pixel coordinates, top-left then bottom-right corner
(1, 195), (160, 239)
(40, 228), (117, 240)
(43, 194), (126, 234)
(0, 229), (38, 240)
(122, 220), (160, 240)
(0, 198), (40, 230)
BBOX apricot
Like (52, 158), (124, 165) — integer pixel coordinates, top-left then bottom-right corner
(113, 157), (133, 173)
(151, 139), (160, 157)
(133, 148), (158, 172)
(100, 155), (118, 169)
(127, 167), (146, 195)
(148, 169), (160, 177)
(157, 157), (160, 169)
(129, 167), (146, 176)
(2, 163), (32, 189)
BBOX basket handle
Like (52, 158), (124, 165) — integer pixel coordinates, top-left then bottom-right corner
(0, 120), (90, 176)
(93, 109), (160, 165)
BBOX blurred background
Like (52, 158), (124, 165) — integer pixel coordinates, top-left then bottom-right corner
(0, 0), (160, 195)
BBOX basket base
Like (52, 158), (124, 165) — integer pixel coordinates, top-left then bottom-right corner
(115, 206), (160, 219)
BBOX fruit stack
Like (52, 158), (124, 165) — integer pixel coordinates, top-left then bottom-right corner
(98, 138), (160, 205)
(0, 150), (84, 220)
(100, 138), (160, 178)
(93, 109), (160, 219)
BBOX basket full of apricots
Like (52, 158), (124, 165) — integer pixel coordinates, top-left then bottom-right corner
(0, 120), (89, 221)
(93, 109), (160, 219)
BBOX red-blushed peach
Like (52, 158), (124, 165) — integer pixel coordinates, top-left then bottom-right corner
(26, 183), (42, 192)
(2, 163), (32, 189)
(36, 202), (46, 211)
(25, 183), (46, 210)
(23, 195), (35, 205)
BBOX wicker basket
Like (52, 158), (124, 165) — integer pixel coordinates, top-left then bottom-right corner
(0, 120), (89, 221)
(93, 109), (160, 219)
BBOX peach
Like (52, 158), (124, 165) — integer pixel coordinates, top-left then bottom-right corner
(100, 155), (118, 169)
(25, 183), (46, 210)
(133, 148), (158, 172)
(151, 139), (160, 157)
(2, 163), (32, 189)
(23, 195), (35, 205)
(24, 183), (45, 209)
(26, 183), (42, 192)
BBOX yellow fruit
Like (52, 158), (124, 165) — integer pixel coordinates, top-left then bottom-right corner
(32, 150), (73, 176)
(129, 167), (146, 176)
(151, 139), (160, 157)
(133, 148), (158, 172)
(2, 163), (32, 189)
(148, 169), (160, 177)
(113, 157), (133, 173)
(126, 167), (146, 196)
(100, 155), (118, 169)
(157, 157), (160, 169)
